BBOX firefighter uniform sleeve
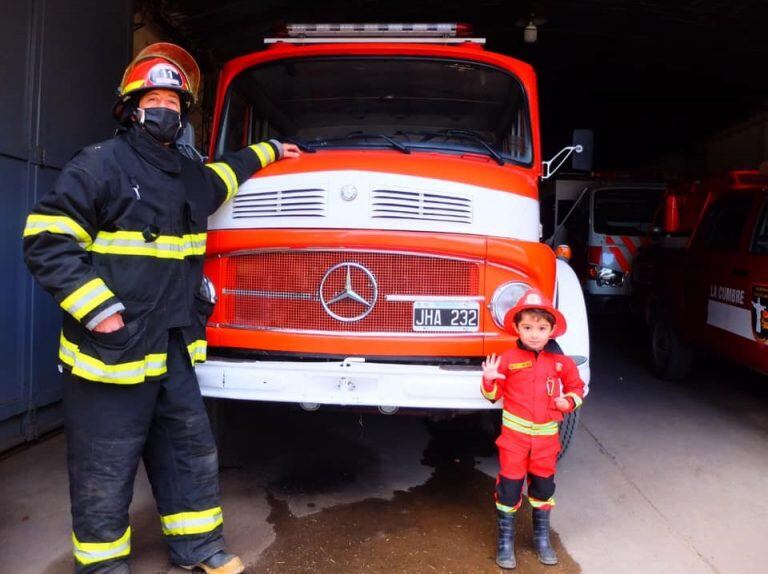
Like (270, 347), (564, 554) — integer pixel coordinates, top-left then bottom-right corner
(22, 160), (125, 331)
(560, 357), (585, 410)
(204, 139), (284, 213)
(481, 353), (509, 402)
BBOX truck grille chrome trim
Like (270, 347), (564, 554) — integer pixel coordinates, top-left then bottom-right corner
(221, 249), (481, 333)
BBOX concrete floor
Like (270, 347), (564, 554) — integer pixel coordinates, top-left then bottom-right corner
(1, 317), (767, 573)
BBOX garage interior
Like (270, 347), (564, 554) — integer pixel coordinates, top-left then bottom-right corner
(1, 1), (766, 573)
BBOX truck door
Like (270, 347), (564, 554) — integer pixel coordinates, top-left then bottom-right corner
(742, 193), (768, 373)
(689, 192), (764, 369)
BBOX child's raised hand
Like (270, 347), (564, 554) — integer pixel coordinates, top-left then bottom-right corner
(482, 353), (506, 381)
(554, 397), (571, 412)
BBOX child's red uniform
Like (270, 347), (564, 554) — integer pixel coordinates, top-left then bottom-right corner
(482, 341), (584, 511)
(484, 288), (586, 568)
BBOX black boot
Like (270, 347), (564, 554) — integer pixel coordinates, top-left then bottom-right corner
(495, 511), (517, 569)
(532, 508), (558, 565)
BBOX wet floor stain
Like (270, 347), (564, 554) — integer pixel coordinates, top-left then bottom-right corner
(252, 414), (580, 573)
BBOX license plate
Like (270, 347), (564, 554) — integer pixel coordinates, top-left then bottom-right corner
(412, 301), (480, 332)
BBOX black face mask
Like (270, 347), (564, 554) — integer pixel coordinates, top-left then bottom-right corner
(137, 107), (183, 144)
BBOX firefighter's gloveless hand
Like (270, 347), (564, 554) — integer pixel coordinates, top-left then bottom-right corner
(281, 143), (301, 158)
(92, 313), (125, 333)
(482, 353), (506, 384)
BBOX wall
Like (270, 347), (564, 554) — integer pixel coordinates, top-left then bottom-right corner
(0, 0), (132, 450)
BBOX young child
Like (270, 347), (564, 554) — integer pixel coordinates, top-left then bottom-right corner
(481, 289), (585, 569)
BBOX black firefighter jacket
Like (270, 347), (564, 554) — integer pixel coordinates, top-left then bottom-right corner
(23, 124), (283, 385)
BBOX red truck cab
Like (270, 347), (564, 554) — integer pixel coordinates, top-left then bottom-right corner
(633, 171), (768, 377)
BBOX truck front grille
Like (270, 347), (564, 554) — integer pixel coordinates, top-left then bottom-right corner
(220, 250), (481, 333)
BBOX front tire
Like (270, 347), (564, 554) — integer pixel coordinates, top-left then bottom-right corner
(557, 408), (580, 460)
(649, 314), (693, 379)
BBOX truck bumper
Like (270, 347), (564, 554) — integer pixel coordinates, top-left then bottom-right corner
(196, 357), (590, 410)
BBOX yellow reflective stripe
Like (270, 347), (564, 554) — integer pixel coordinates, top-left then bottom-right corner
(72, 527), (130, 565)
(23, 213), (92, 246)
(161, 506), (223, 536)
(253, 142), (275, 164)
(60, 278), (115, 320)
(495, 501), (520, 514)
(186, 339), (207, 365)
(261, 142), (276, 163)
(122, 80), (146, 94)
(59, 333), (167, 385)
(89, 231), (206, 259)
(502, 410), (559, 436)
(249, 143), (269, 168)
(206, 162), (238, 201)
(528, 496), (556, 509)
(564, 392), (583, 409)
(509, 360), (533, 370)
(481, 382), (498, 401)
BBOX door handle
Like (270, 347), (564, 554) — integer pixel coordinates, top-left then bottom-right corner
(732, 268), (749, 277)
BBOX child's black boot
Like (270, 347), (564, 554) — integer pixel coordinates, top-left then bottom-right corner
(532, 508), (558, 565)
(495, 511), (517, 569)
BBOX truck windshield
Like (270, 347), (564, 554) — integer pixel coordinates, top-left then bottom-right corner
(593, 188), (663, 235)
(216, 57), (532, 166)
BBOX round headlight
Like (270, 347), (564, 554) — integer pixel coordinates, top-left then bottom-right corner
(490, 282), (531, 328)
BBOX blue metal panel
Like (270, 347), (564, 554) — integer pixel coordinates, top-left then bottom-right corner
(0, 1), (33, 161)
(0, 157), (29, 427)
(0, 0), (132, 451)
(29, 167), (65, 410)
(38, 1), (133, 169)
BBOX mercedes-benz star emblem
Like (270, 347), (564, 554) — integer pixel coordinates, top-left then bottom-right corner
(319, 262), (378, 322)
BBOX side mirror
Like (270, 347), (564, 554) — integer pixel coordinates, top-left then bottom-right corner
(571, 129), (593, 171)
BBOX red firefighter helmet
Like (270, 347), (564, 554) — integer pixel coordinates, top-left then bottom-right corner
(112, 42), (200, 120)
(502, 288), (568, 338)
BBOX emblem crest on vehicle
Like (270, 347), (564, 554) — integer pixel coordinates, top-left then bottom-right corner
(319, 262), (378, 322)
(751, 285), (768, 345)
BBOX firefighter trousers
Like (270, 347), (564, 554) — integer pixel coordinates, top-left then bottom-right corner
(64, 329), (224, 573)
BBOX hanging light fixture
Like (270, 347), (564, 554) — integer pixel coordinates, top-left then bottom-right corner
(523, 19), (538, 43)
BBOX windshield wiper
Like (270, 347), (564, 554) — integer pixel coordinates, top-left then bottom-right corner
(345, 131), (411, 154)
(400, 129), (505, 166)
(440, 130), (504, 165)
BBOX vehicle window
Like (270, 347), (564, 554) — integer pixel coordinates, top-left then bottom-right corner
(699, 195), (754, 250)
(220, 90), (250, 152)
(750, 200), (768, 255)
(564, 193), (589, 241)
(556, 200), (575, 225)
(216, 57), (532, 166)
(592, 188), (663, 235)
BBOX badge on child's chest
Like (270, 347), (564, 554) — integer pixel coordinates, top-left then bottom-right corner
(509, 360), (533, 371)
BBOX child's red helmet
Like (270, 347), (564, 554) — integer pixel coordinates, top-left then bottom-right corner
(112, 42), (200, 120)
(502, 288), (567, 338)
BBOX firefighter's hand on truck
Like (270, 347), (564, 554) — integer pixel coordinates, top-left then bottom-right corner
(553, 396), (572, 412)
(92, 312), (125, 333)
(280, 143), (301, 158)
(482, 353), (506, 382)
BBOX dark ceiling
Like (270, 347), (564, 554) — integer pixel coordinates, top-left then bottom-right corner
(138, 0), (767, 174)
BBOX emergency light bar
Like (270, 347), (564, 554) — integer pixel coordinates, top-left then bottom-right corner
(285, 23), (471, 37)
(266, 23), (486, 44)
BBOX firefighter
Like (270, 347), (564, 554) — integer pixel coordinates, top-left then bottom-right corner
(481, 289), (585, 569)
(22, 43), (300, 574)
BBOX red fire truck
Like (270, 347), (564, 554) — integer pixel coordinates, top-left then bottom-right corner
(632, 171), (768, 378)
(196, 24), (590, 423)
